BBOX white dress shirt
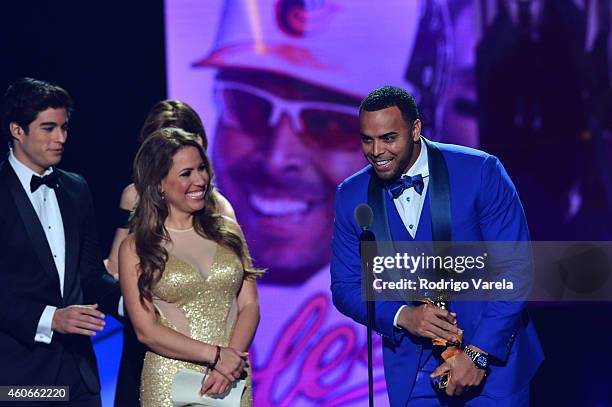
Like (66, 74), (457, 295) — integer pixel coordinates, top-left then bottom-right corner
(392, 140), (430, 239)
(391, 140), (430, 328)
(8, 150), (65, 344)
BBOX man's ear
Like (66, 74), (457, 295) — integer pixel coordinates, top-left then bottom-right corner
(412, 119), (422, 142)
(9, 122), (26, 144)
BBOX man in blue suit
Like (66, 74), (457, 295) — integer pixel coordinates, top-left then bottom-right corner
(331, 86), (543, 406)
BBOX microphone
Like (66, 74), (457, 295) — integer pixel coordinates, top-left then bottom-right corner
(354, 204), (375, 244)
(353, 204), (376, 283)
(354, 204), (376, 407)
(354, 203), (373, 231)
(354, 204), (376, 294)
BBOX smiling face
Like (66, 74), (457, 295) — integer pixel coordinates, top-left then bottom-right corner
(10, 107), (68, 175)
(212, 70), (365, 284)
(360, 106), (421, 182)
(160, 146), (210, 219)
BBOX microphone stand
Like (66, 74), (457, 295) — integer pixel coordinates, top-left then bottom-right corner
(359, 227), (376, 407)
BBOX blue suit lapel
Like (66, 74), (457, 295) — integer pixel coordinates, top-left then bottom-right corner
(422, 137), (452, 242)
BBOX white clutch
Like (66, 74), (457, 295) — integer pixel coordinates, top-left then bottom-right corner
(171, 368), (246, 407)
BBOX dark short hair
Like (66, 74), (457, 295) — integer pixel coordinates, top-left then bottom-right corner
(2, 78), (73, 144)
(360, 86), (420, 125)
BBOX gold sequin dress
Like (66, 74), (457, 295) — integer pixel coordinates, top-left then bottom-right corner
(140, 227), (252, 407)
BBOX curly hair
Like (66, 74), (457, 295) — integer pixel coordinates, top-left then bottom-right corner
(131, 127), (261, 306)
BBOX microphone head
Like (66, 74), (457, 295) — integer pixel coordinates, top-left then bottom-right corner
(354, 204), (374, 230)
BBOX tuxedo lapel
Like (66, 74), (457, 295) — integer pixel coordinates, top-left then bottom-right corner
(367, 172), (414, 305)
(55, 174), (82, 306)
(422, 137), (452, 241)
(0, 162), (61, 287)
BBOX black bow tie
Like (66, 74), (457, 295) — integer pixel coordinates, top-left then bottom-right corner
(30, 171), (61, 192)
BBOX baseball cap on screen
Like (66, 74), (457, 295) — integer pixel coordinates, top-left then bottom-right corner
(194, 0), (454, 131)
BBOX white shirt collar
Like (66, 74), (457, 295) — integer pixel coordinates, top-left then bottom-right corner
(404, 137), (429, 178)
(8, 149), (54, 193)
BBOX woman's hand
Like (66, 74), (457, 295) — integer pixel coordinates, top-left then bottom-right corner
(215, 347), (248, 381)
(200, 369), (231, 397)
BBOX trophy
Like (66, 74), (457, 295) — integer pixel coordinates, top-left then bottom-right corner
(421, 278), (463, 389)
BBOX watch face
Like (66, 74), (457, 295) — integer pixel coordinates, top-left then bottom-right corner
(476, 355), (488, 368)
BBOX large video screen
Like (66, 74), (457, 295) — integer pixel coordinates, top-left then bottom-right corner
(164, 1), (478, 405)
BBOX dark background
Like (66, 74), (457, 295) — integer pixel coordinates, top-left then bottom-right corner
(0, 0), (166, 251)
(1, 1), (612, 406)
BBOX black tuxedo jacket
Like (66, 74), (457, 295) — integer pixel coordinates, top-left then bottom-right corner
(0, 160), (121, 392)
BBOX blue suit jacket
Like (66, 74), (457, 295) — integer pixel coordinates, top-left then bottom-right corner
(331, 140), (543, 406)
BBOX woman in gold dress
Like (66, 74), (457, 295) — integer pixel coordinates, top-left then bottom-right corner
(107, 100), (237, 407)
(119, 128), (261, 406)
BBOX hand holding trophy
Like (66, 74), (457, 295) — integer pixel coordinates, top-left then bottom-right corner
(425, 297), (463, 389)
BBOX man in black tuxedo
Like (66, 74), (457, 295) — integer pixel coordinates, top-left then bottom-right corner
(0, 78), (122, 406)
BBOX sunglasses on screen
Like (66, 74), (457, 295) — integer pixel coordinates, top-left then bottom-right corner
(214, 80), (362, 151)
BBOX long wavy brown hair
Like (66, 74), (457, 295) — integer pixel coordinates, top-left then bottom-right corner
(131, 128), (261, 306)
